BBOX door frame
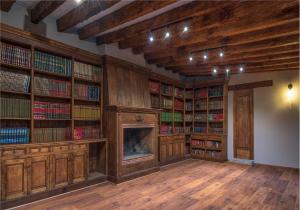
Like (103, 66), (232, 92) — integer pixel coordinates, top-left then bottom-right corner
(233, 89), (254, 160)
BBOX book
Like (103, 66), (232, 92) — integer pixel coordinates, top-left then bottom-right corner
(32, 127), (71, 143)
(0, 97), (31, 118)
(0, 127), (29, 144)
(73, 105), (100, 120)
(74, 61), (101, 81)
(34, 76), (71, 97)
(0, 42), (31, 68)
(0, 69), (31, 93)
(33, 101), (70, 119)
(74, 83), (99, 101)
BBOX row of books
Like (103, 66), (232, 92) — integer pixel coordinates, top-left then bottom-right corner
(32, 127), (72, 143)
(174, 126), (184, 133)
(192, 149), (222, 158)
(73, 105), (100, 119)
(74, 126), (100, 140)
(174, 99), (184, 110)
(161, 84), (173, 95)
(185, 90), (193, 98)
(192, 140), (205, 147)
(206, 141), (222, 149)
(33, 101), (71, 119)
(34, 76), (71, 97)
(161, 112), (172, 122)
(208, 100), (223, 110)
(195, 113), (207, 122)
(151, 95), (160, 108)
(194, 127), (207, 133)
(195, 89), (207, 98)
(160, 124), (172, 135)
(174, 112), (183, 122)
(1, 42), (31, 68)
(1, 70), (30, 93)
(195, 100), (207, 110)
(74, 61), (101, 82)
(185, 114), (193, 122)
(185, 101), (193, 111)
(161, 97), (172, 109)
(185, 126), (192, 133)
(34, 51), (72, 76)
(208, 87), (223, 97)
(174, 87), (184, 98)
(1, 97), (31, 118)
(209, 128), (223, 134)
(208, 114), (224, 122)
(0, 128), (30, 144)
(74, 83), (99, 101)
(149, 81), (160, 93)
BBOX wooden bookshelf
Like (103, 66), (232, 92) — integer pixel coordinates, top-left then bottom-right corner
(186, 80), (228, 161)
(0, 25), (107, 206)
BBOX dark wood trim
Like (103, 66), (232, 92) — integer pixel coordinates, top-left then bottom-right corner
(0, 0), (15, 12)
(228, 80), (273, 91)
(254, 163), (299, 170)
(31, 0), (66, 24)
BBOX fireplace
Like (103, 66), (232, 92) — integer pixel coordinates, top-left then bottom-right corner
(104, 106), (159, 183)
(123, 127), (154, 161)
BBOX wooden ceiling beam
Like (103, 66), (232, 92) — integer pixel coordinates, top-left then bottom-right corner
(132, 18), (299, 55)
(0, 0), (15, 12)
(57, 0), (120, 32)
(149, 43), (299, 66)
(144, 33), (299, 61)
(96, 1), (232, 45)
(165, 51), (299, 70)
(184, 67), (299, 76)
(31, 0), (66, 24)
(118, 1), (299, 50)
(79, 0), (177, 40)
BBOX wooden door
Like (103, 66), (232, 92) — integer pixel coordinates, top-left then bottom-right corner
(159, 140), (167, 162)
(51, 153), (71, 189)
(28, 155), (50, 194)
(233, 89), (254, 160)
(1, 158), (28, 200)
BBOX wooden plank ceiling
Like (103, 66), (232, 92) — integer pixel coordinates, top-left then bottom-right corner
(6, 0), (300, 77)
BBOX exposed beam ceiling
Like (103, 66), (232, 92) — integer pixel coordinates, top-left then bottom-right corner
(79, 0), (177, 40)
(8, 0), (299, 76)
(0, 0), (15, 12)
(57, 0), (120, 32)
(31, 0), (66, 24)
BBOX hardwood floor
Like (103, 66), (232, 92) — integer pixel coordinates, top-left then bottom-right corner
(12, 159), (299, 210)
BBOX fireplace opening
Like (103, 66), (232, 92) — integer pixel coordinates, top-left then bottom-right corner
(123, 127), (154, 160)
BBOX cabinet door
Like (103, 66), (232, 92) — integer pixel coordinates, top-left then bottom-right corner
(167, 141), (173, 160)
(1, 158), (28, 200)
(159, 142), (167, 163)
(72, 151), (88, 183)
(173, 141), (179, 158)
(28, 155), (50, 194)
(179, 141), (185, 158)
(51, 153), (71, 189)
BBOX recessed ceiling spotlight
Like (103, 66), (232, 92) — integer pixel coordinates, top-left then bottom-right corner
(213, 68), (217, 74)
(219, 52), (224, 57)
(226, 68), (230, 73)
(203, 54), (208, 60)
(75, 0), (82, 3)
(183, 26), (188, 32)
(149, 36), (154, 42)
(239, 66), (244, 72)
(165, 31), (170, 38)
(189, 56), (193, 61)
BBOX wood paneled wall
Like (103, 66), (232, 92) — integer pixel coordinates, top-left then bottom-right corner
(102, 56), (151, 108)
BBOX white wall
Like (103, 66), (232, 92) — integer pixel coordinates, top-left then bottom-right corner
(0, 3), (179, 79)
(228, 70), (299, 168)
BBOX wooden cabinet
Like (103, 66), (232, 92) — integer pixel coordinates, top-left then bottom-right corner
(28, 155), (50, 194)
(1, 158), (28, 200)
(0, 140), (107, 208)
(159, 134), (185, 165)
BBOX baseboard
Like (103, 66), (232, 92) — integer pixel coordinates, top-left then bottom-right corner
(228, 158), (254, 165)
(254, 162), (299, 170)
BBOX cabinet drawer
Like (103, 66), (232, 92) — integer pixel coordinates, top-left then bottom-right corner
(72, 144), (87, 150)
(119, 112), (156, 124)
(2, 148), (26, 157)
(29, 147), (50, 154)
(52, 145), (69, 152)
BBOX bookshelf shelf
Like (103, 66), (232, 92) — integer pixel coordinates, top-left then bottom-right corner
(34, 69), (71, 79)
(74, 119), (101, 121)
(33, 119), (71, 121)
(0, 62), (31, 72)
(34, 94), (72, 100)
(74, 98), (100, 103)
(74, 77), (101, 84)
(1, 118), (31, 120)
(1, 90), (31, 95)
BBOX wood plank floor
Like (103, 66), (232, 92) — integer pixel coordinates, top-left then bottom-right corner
(12, 159), (299, 210)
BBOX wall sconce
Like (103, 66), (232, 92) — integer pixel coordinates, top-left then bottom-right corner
(287, 83), (294, 101)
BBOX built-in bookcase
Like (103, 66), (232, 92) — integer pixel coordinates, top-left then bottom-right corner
(149, 79), (185, 136)
(185, 82), (228, 161)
